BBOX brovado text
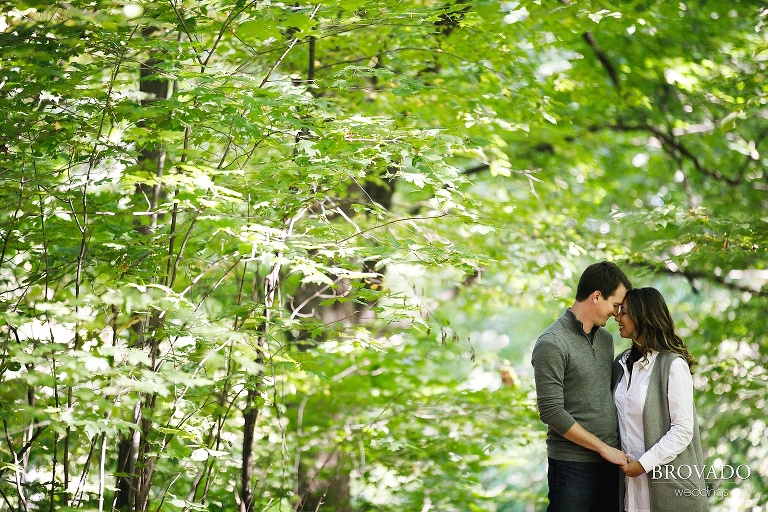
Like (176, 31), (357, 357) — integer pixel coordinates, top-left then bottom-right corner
(651, 464), (752, 481)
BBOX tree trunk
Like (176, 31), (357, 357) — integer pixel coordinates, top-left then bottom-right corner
(292, 177), (395, 511)
(297, 451), (351, 512)
(239, 388), (259, 512)
(114, 27), (169, 511)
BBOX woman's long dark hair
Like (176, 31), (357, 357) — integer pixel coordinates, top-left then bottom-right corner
(624, 287), (697, 371)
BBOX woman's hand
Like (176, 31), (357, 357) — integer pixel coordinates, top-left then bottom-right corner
(621, 459), (646, 477)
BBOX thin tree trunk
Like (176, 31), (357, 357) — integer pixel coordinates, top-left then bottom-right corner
(66, 31), (132, 506)
(239, 388), (259, 512)
(239, 209), (304, 511)
(239, 263), (279, 512)
(292, 39), (395, 511)
(114, 28), (169, 510)
(99, 432), (107, 512)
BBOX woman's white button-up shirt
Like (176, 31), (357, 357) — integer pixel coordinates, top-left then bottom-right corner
(614, 350), (695, 512)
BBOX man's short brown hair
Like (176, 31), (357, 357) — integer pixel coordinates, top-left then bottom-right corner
(575, 261), (632, 301)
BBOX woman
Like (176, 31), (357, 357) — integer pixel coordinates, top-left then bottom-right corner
(612, 287), (709, 512)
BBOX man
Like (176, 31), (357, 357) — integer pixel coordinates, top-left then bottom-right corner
(531, 261), (632, 512)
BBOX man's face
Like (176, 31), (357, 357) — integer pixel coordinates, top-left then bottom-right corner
(595, 284), (627, 327)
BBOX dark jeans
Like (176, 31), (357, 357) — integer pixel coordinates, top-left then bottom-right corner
(546, 458), (619, 512)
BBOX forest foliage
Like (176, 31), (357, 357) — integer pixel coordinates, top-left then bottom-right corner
(0, 0), (766, 511)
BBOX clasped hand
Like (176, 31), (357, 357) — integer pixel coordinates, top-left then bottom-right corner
(601, 447), (645, 477)
(620, 459), (645, 477)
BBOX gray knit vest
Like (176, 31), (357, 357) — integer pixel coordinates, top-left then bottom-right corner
(612, 350), (710, 512)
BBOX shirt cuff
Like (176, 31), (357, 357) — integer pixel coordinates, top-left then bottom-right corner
(638, 453), (655, 473)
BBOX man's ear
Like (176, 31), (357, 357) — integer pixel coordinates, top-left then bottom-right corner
(593, 291), (601, 303)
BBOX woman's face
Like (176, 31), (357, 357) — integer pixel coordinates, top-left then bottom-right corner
(615, 299), (637, 340)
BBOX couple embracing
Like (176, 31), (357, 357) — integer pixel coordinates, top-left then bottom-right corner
(532, 261), (710, 512)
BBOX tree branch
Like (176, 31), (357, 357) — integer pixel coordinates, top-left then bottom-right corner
(631, 261), (768, 297)
(259, 5), (321, 88)
(582, 32), (620, 90)
(605, 122), (744, 185)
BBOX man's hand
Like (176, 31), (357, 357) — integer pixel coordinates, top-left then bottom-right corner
(599, 445), (631, 466)
(621, 459), (646, 477)
(562, 423), (631, 465)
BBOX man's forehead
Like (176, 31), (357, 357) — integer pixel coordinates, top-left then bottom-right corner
(609, 285), (628, 302)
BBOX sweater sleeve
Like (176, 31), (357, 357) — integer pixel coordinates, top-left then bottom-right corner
(531, 335), (577, 435)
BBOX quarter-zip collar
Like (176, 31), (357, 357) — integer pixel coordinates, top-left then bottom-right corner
(563, 308), (599, 345)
